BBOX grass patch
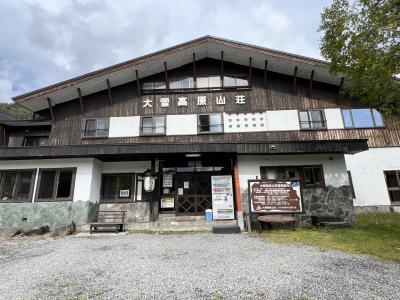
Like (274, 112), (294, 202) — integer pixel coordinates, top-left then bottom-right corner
(258, 213), (400, 262)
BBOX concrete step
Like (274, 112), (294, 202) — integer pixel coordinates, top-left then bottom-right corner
(212, 225), (241, 234)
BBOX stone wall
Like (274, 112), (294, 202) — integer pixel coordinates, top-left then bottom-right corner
(99, 202), (150, 223)
(241, 185), (355, 227)
(0, 201), (98, 229)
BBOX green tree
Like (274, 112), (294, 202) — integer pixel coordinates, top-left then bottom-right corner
(319, 0), (400, 115)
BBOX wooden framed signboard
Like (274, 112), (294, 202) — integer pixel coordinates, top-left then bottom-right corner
(248, 180), (303, 214)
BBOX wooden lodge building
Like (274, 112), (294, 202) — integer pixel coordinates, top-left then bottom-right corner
(0, 36), (399, 231)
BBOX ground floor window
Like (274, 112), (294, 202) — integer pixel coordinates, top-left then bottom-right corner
(36, 168), (76, 201)
(0, 169), (36, 202)
(101, 173), (135, 202)
(384, 171), (400, 204)
(260, 165), (325, 188)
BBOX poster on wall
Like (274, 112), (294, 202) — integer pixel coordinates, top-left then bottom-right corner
(248, 180), (303, 214)
(163, 174), (173, 188)
(211, 175), (234, 220)
(119, 189), (130, 198)
(161, 196), (175, 208)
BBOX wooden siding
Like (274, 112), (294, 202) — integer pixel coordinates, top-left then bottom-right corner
(30, 58), (400, 148)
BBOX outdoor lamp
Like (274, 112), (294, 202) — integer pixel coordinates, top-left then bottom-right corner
(143, 169), (156, 192)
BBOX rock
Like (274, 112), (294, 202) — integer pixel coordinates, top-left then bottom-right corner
(0, 227), (21, 238)
(22, 225), (50, 235)
(52, 222), (76, 237)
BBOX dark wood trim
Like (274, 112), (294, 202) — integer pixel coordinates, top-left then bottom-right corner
(35, 167), (76, 202)
(135, 69), (141, 97)
(293, 66), (298, 95)
(106, 79), (113, 105)
(164, 61), (169, 90)
(46, 97), (55, 123)
(263, 60), (268, 89)
(77, 88), (85, 114)
(248, 57), (252, 86)
(192, 52), (196, 88)
(347, 171), (356, 198)
(220, 51), (224, 87)
(308, 70), (314, 97)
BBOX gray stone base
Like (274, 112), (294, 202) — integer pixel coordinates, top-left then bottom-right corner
(0, 201), (98, 230)
(99, 202), (150, 223)
(354, 205), (400, 214)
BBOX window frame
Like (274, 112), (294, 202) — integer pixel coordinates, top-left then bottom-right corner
(298, 109), (327, 130)
(140, 115), (166, 136)
(23, 136), (49, 147)
(197, 113), (224, 135)
(341, 108), (385, 129)
(0, 169), (36, 203)
(260, 165), (325, 188)
(36, 168), (76, 202)
(100, 173), (136, 203)
(82, 117), (109, 139)
(383, 170), (400, 205)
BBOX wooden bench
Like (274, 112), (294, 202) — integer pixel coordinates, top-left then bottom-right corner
(90, 210), (126, 234)
(257, 214), (297, 233)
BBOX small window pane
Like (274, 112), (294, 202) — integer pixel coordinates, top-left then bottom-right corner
(299, 111), (310, 129)
(389, 190), (400, 202)
(209, 114), (223, 133)
(181, 78), (193, 89)
(84, 120), (96, 137)
(96, 119), (109, 136)
(304, 168), (314, 184)
(16, 171), (33, 200)
(154, 81), (166, 90)
(311, 110), (324, 128)
(236, 77), (248, 87)
(118, 175), (132, 199)
(208, 76), (221, 88)
(102, 176), (117, 199)
(38, 170), (56, 199)
(154, 116), (165, 134)
(56, 170), (73, 198)
(142, 82), (154, 90)
(352, 109), (374, 128)
(170, 79), (182, 90)
(342, 109), (353, 128)
(372, 109), (384, 127)
(385, 172), (399, 188)
(224, 76), (236, 87)
(196, 77), (209, 88)
(1, 172), (17, 200)
(199, 115), (210, 132)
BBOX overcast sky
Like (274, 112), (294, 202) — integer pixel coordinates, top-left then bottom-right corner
(0, 0), (332, 103)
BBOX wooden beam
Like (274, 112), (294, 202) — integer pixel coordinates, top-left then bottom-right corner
(293, 66), (298, 95)
(308, 70), (315, 97)
(263, 60), (268, 89)
(193, 52), (196, 88)
(220, 51), (224, 87)
(249, 57), (252, 86)
(46, 97), (55, 123)
(77, 88), (85, 114)
(135, 70), (141, 97)
(106, 79), (113, 105)
(164, 61), (169, 90)
(339, 76), (344, 99)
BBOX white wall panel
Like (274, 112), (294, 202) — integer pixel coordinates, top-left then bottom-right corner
(166, 114), (197, 135)
(345, 147), (400, 207)
(109, 116), (140, 137)
(224, 112), (267, 132)
(266, 110), (300, 131)
(325, 108), (344, 129)
(102, 161), (151, 174)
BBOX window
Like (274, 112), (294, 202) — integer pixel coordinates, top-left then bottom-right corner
(223, 75), (249, 87)
(101, 174), (135, 202)
(83, 118), (109, 137)
(198, 114), (223, 134)
(37, 168), (76, 201)
(23, 136), (48, 146)
(260, 165), (325, 187)
(299, 110), (326, 129)
(0, 170), (35, 202)
(384, 171), (400, 204)
(140, 116), (166, 135)
(170, 77), (194, 90)
(341, 108), (384, 128)
(196, 76), (221, 88)
(142, 81), (167, 91)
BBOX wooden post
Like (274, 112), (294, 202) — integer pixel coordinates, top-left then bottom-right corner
(106, 79), (113, 105)
(339, 76), (344, 99)
(263, 60), (268, 89)
(220, 51), (224, 87)
(193, 52), (196, 88)
(135, 70), (141, 97)
(308, 70), (315, 98)
(293, 66), (298, 95)
(248, 57), (252, 86)
(46, 97), (55, 123)
(77, 88), (85, 114)
(164, 61), (169, 90)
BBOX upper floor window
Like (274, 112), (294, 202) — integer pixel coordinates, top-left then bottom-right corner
(36, 168), (76, 201)
(140, 116), (166, 136)
(170, 77), (194, 90)
(23, 136), (48, 146)
(83, 118), (109, 137)
(342, 108), (384, 128)
(299, 110), (326, 129)
(0, 169), (36, 202)
(223, 75), (249, 87)
(142, 81), (167, 91)
(196, 76), (221, 88)
(198, 114), (223, 134)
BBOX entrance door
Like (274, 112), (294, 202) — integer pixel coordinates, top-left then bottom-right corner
(175, 172), (212, 215)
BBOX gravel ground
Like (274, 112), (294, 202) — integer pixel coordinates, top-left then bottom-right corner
(0, 233), (399, 300)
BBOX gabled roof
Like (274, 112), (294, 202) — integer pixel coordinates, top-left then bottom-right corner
(12, 35), (342, 112)
(0, 109), (19, 120)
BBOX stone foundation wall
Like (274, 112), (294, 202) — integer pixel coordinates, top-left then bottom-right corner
(99, 202), (150, 223)
(0, 201), (98, 229)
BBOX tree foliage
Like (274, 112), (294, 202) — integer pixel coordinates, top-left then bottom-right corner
(319, 0), (400, 115)
(0, 103), (32, 119)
